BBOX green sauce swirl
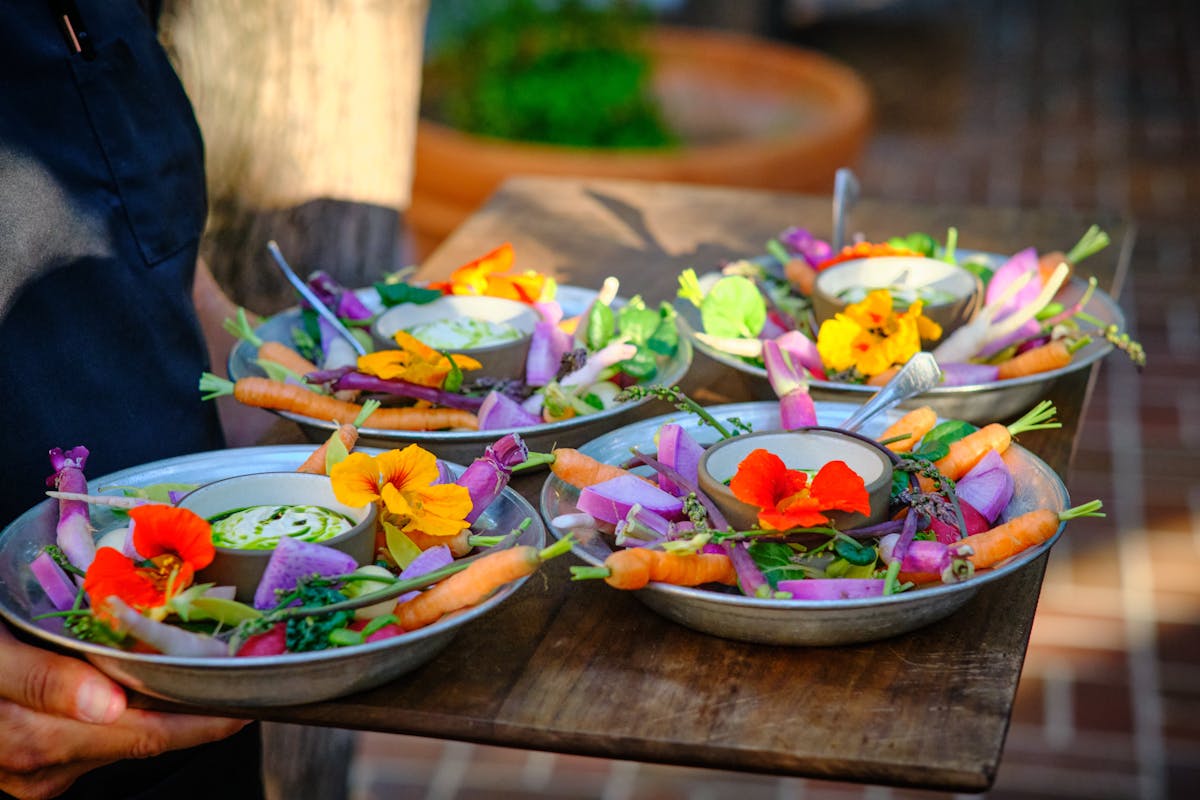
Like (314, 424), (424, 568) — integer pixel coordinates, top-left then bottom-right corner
(209, 504), (355, 550)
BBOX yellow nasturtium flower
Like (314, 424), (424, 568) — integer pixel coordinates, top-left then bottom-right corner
(816, 289), (942, 378)
(331, 446), (471, 537)
(357, 331), (481, 388)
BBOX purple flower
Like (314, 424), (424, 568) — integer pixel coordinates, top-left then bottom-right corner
(778, 227), (833, 267)
(455, 433), (529, 523)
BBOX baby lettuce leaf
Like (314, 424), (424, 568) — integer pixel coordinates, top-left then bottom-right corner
(916, 420), (978, 458)
(584, 301), (616, 352)
(646, 302), (679, 355)
(700, 275), (766, 339)
(748, 541), (809, 588)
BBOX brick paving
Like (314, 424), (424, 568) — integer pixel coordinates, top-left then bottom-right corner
(336, 1), (1200, 798)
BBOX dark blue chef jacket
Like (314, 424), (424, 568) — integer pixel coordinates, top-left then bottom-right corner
(0, 3), (262, 798)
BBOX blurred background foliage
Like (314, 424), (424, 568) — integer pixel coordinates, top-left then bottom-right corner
(422, 0), (680, 148)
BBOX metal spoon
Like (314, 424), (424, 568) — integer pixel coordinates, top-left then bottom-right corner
(266, 240), (367, 356)
(831, 167), (860, 252)
(838, 352), (942, 433)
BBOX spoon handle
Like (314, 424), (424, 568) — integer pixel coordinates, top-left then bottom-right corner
(267, 240), (367, 357)
(831, 167), (861, 252)
(839, 352), (941, 433)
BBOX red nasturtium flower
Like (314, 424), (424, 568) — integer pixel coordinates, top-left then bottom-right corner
(83, 505), (215, 620)
(729, 449), (871, 530)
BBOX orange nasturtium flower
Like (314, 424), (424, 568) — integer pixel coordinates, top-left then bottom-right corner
(428, 242), (550, 303)
(729, 449), (870, 530)
(357, 331), (482, 388)
(331, 445), (471, 537)
(83, 505), (215, 621)
(815, 289), (942, 378)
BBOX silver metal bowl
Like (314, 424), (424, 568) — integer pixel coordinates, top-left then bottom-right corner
(540, 401), (1070, 646)
(229, 285), (693, 465)
(0, 445), (545, 707)
(677, 254), (1125, 424)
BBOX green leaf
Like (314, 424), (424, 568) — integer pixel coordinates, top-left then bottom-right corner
(833, 538), (877, 566)
(187, 596), (263, 626)
(917, 420), (977, 455)
(325, 431), (351, 474)
(579, 393), (605, 411)
(374, 281), (443, 307)
(585, 301), (616, 351)
(747, 541), (809, 588)
(700, 275), (766, 339)
(111, 482), (198, 505)
(618, 347), (658, 380)
(442, 352), (465, 393)
(617, 303), (660, 346)
(646, 302), (679, 355)
(292, 321), (320, 362)
(888, 232), (937, 257)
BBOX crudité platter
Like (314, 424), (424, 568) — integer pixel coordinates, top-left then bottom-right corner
(675, 224), (1141, 423)
(221, 243), (691, 464)
(539, 398), (1078, 645)
(0, 443), (547, 706)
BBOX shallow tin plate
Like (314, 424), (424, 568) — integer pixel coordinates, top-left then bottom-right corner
(230, 285), (692, 465)
(540, 401), (1070, 646)
(676, 253), (1125, 423)
(0, 445), (544, 707)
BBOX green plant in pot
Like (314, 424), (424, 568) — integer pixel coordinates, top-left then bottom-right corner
(422, 0), (679, 149)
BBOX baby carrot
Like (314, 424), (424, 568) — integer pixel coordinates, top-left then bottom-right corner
(878, 406), (937, 453)
(957, 500), (1103, 569)
(784, 258), (817, 296)
(394, 536), (574, 631)
(200, 374), (479, 431)
(404, 527), (473, 558)
(933, 400), (1060, 481)
(571, 547), (737, 591)
(866, 366), (901, 387)
(995, 340), (1073, 381)
(223, 307), (319, 378)
(517, 448), (647, 490)
(295, 400), (380, 474)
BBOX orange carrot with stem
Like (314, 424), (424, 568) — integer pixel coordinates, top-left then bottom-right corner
(403, 527), (474, 558)
(518, 447), (649, 490)
(878, 406), (938, 453)
(933, 400), (1061, 481)
(295, 399), (380, 474)
(394, 534), (574, 631)
(570, 547), (737, 590)
(994, 339), (1076, 381)
(223, 307), (320, 379)
(1036, 225), (1110, 285)
(199, 374), (479, 431)
(957, 500), (1103, 570)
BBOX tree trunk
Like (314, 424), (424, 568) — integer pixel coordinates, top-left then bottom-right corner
(160, 0), (430, 313)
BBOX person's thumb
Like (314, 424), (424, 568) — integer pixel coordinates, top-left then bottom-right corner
(0, 624), (126, 723)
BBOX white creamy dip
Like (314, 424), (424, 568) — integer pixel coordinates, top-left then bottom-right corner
(209, 504), (354, 550)
(404, 317), (523, 350)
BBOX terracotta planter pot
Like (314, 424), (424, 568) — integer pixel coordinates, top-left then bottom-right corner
(409, 26), (874, 257)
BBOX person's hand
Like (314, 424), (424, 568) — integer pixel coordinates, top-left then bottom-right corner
(0, 624), (249, 800)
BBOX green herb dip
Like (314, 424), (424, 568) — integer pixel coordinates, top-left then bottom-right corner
(404, 317), (522, 350)
(209, 504), (355, 550)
